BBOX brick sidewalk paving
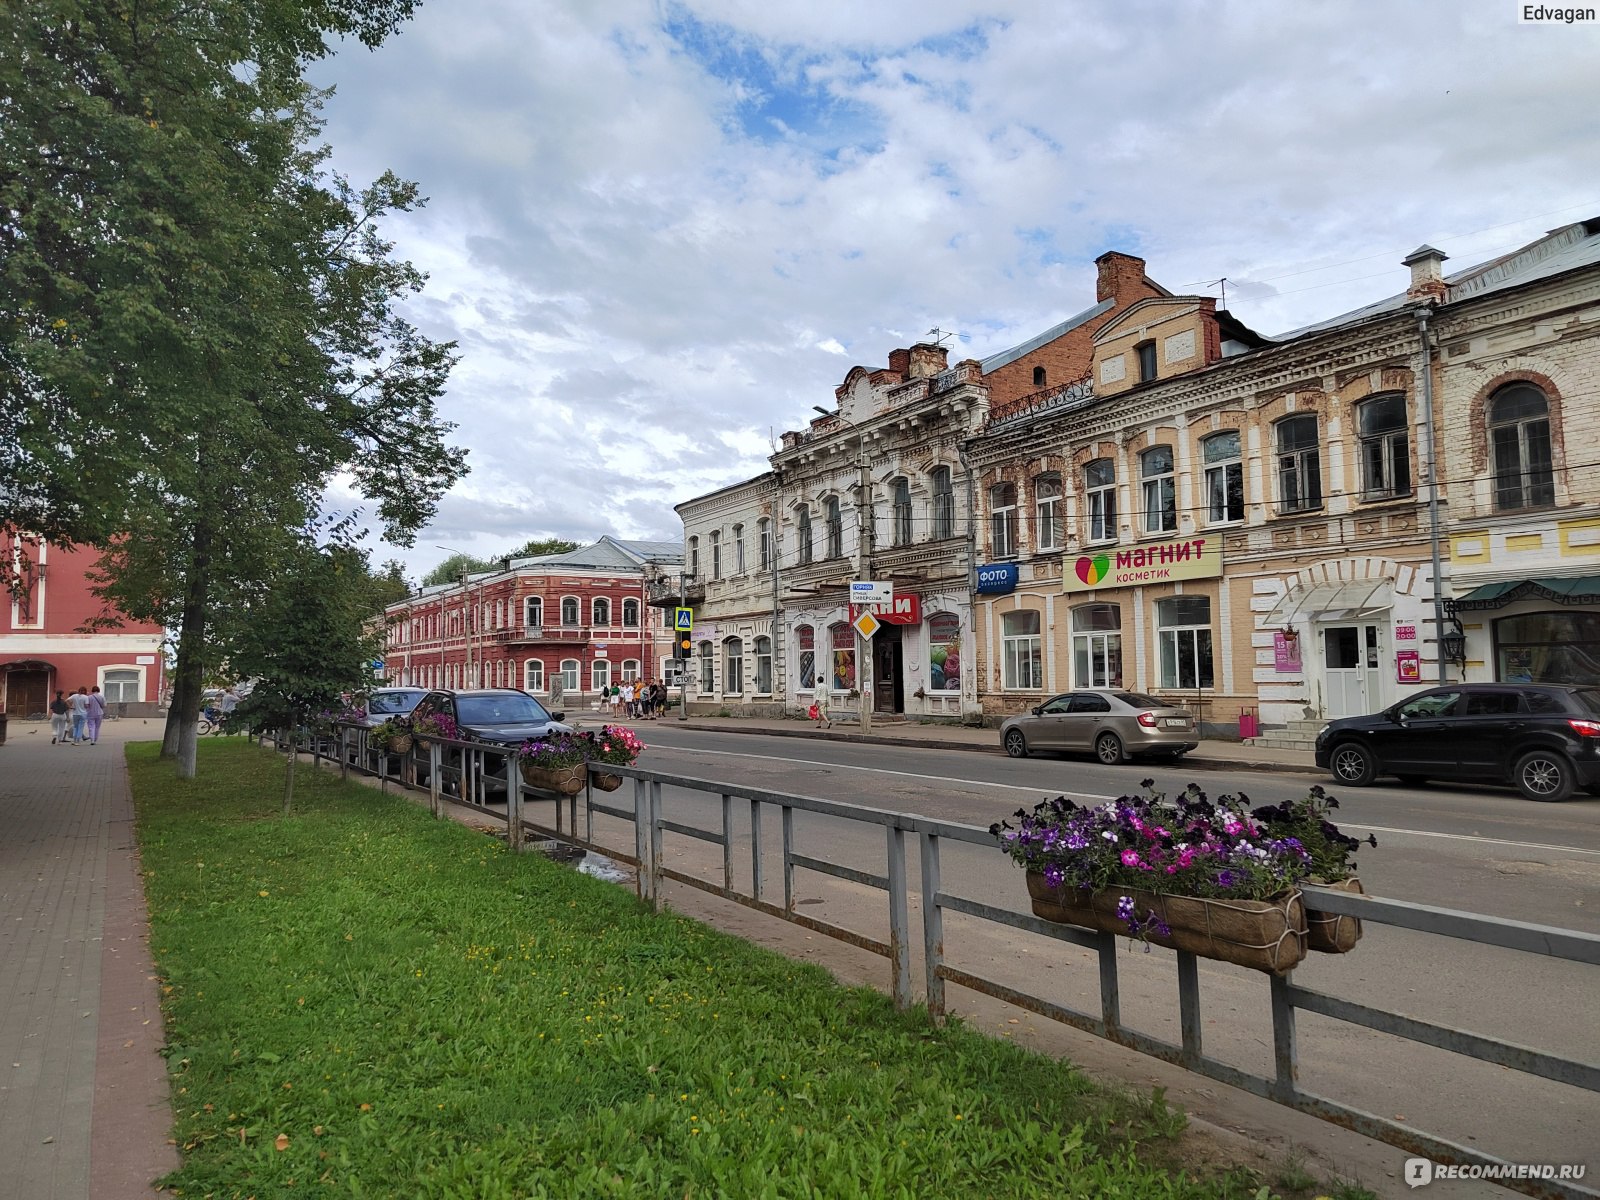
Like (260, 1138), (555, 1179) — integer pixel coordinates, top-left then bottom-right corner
(0, 717), (178, 1199)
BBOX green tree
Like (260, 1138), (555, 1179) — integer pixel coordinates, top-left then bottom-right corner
(1, 2), (467, 777)
(509, 537), (580, 559)
(228, 541), (383, 813)
(421, 552), (498, 588)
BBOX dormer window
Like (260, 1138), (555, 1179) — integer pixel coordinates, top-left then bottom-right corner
(1136, 341), (1158, 383)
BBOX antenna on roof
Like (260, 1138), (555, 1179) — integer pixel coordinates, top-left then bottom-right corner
(925, 327), (968, 347)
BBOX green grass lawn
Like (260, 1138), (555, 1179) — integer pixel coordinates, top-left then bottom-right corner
(129, 740), (1303, 1199)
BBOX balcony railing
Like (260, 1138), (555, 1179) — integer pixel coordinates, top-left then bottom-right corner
(646, 576), (705, 607)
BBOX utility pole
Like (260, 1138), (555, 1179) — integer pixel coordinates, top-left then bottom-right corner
(815, 406), (872, 733)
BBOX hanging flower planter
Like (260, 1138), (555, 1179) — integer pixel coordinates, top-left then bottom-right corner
(519, 760), (587, 795)
(1304, 877), (1364, 953)
(1025, 873), (1308, 975)
(386, 732), (414, 755)
(590, 771), (624, 792)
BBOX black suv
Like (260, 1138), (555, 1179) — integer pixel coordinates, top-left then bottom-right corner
(1313, 683), (1600, 802)
(409, 689), (572, 795)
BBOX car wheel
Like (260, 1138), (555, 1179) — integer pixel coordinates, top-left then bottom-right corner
(1003, 729), (1029, 759)
(1395, 774), (1429, 787)
(1329, 741), (1377, 787)
(1514, 750), (1575, 802)
(1094, 732), (1125, 765)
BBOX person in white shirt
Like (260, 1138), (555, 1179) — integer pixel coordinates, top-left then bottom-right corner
(621, 681), (636, 719)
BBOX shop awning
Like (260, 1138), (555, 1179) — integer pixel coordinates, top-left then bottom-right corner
(1452, 576), (1600, 611)
(1264, 578), (1393, 626)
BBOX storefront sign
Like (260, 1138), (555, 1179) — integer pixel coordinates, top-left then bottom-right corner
(1063, 537), (1222, 593)
(849, 594), (921, 625)
(850, 580), (892, 603)
(975, 563), (1019, 595)
(1396, 650), (1421, 683)
(1273, 631), (1302, 673)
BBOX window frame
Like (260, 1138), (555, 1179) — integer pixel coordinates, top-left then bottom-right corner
(1357, 393), (1412, 502)
(1085, 458), (1117, 543)
(990, 482), (1018, 559)
(1275, 415), (1323, 514)
(558, 659), (580, 690)
(1033, 472), (1062, 551)
(1202, 431), (1244, 525)
(591, 596), (610, 627)
(710, 530), (722, 579)
(723, 636), (744, 695)
(1156, 595), (1214, 690)
(1001, 610), (1043, 690)
(560, 596), (580, 626)
(754, 635), (773, 694)
(891, 476), (913, 546)
(796, 506), (813, 565)
(1136, 340), (1157, 382)
(733, 523), (746, 574)
(1140, 446), (1177, 534)
(824, 496), (844, 560)
(1488, 383), (1555, 512)
(930, 467), (955, 540)
(622, 598), (640, 627)
(758, 518), (771, 570)
(699, 640), (715, 692)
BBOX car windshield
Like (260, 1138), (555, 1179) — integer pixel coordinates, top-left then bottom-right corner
(1112, 692), (1165, 710)
(369, 691), (423, 715)
(456, 694), (552, 725)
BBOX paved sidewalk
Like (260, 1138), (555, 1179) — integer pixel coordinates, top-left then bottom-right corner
(569, 709), (1325, 777)
(0, 716), (178, 1200)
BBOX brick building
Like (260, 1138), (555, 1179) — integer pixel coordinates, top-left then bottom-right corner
(382, 537), (681, 708)
(1, 535), (166, 719)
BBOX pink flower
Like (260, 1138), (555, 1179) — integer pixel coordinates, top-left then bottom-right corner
(1120, 849), (1142, 867)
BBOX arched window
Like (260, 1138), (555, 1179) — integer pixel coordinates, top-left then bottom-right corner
(561, 596), (580, 626)
(1202, 431), (1243, 523)
(1140, 446), (1176, 532)
(621, 658), (641, 681)
(699, 640), (715, 692)
(758, 518), (772, 569)
(927, 613), (960, 691)
(990, 482), (1017, 558)
(559, 659), (580, 690)
(1033, 473), (1062, 550)
(592, 597), (611, 627)
(824, 497), (843, 559)
(1357, 394), (1410, 500)
(796, 507), (813, 565)
(930, 467), (954, 539)
(688, 535), (699, 577)
(524, 597), (542, 629)
(591, 660), (611, 691)
(828, 623), (856, 691)
(1489, 383), (1554, 510)
(710, 530), (722, 579)
(1276, 416), (1322, 513)
(892, 477), (912, 546)
(723, 637), (743, 694)
(622, 598), (640, 627)
(796, 624), (816, 691)
(754, 636), (773, 693)
(1033, 365), (1046, 388)
(732, 524), (745, 574)
(1085, 458), (1117, 542)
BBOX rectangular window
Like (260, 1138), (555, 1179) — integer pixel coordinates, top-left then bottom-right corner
(931, 468), (954, 539)
(1034, 474), (1062, 551)
(733, 525), (745, 574)
(1085, 459), (1117, 542)
(1137, 341), (1157, 382)
(754, 636), (773, 693)
(1358, 395), (1411, 501)
(1001, 610), (1043, 690)
(1141, 447), (1176, 533)
(829, 623), (856, 691)
(928, 612), (961, 691)
(892, 478), (913, 546)
(1203, 432), (1243, 524)
(759, 520), (771, 570)
(1157, 596), (1214, 689)
(699, 641), (714, 692)
(991, 484), (1017, 558)
(710, 531), (722, 579)
(1276, 416), (1323, 513)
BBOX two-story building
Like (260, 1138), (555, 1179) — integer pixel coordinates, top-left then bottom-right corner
(383, 537), (681, 708)
(1, 534), (166, 717)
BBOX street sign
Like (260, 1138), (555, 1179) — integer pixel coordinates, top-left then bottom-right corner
(850, 580), (892, 604)
(370, 658), (384, 670)
(674, 607), (693, 630)
(852, 611), (881, 639)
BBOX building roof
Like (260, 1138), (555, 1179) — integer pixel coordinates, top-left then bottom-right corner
(979, 299), (1114, 374)
(1276, 217), (1600, 340)
(510, 535), (681, 572)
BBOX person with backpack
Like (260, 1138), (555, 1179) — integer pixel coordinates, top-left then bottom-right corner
(49, 690), (70, 744)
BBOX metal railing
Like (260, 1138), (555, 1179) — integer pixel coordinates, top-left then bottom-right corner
(288, 735), (1598, 1199)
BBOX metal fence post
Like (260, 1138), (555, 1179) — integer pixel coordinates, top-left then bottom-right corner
(1269, 972), (1298, 1102)
(648, 779), (664, 912)
(505, 755), (522, 852)
(721, 794), (734, 896)
(1176, 950), (1202, 1069)
(1097, 934), (1121, 1037)
(782, 805), (795, 912)
(920, 832), (945, 1022)
(339, 728), (349, 780)
(634, 777), (648, 902)
(886, 825), (911, 1012)
(749, 798), (764, 903)
(428, 743), (440, 818)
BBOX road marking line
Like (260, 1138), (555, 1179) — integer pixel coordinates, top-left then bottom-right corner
(644, 744), (1114, 800)
(1337, 822), (1600, 858)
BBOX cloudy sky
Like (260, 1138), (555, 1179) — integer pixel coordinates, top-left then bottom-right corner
(308, 0), (1600, 582)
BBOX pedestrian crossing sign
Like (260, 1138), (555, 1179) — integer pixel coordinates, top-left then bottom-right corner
(674, 607), (693, 631)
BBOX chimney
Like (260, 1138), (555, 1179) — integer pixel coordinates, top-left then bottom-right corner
(906, 343), (949, 379)
(1095, 251), (1148, 303)
(1403, 244), (1449, 301)
(887, 348), (911, 376)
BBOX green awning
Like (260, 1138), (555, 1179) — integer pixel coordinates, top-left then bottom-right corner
(1452, 576), (1600, 610)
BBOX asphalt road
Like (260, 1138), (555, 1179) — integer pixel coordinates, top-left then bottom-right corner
(593, 726), (1600, 1190)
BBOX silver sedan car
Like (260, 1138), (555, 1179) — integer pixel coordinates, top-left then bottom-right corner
(1000, 690), (1200, 764)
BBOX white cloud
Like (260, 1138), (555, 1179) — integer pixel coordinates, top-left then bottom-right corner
(308, 0), (1600, 582)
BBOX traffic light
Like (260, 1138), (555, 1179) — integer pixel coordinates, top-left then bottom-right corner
(678, 637), (692, 657)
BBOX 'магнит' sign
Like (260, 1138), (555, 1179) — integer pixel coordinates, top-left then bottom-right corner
(1063, 537), (1222, 592)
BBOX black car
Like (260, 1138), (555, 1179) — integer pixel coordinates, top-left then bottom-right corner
(409, 689), (572, 795)
(1313, 683), (1600, 802)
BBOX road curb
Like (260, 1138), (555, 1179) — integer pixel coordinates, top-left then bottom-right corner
(642, 720), (1327, 777)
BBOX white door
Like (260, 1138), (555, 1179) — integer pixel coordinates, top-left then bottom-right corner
(1322, 624), (1382, 717)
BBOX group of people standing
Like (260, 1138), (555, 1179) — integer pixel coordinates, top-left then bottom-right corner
(48, 685), (107, 746)
(604, 680), (668, 720)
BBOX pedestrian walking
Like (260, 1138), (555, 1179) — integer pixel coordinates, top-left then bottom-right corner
(85, 686), (106, 744)
(49, 690), (70, 744)
(69, 686), (90, 744)
(609, 684), (623, 717)
(812, 687), (831, 730)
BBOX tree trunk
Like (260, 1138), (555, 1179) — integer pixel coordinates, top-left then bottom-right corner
(171, 518), (214, 778)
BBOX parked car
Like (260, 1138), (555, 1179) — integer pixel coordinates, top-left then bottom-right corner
(1000, 690), (1200, 764)
(409, 689), (572, 796)
(363, 687), (427, 728)
(1313, 683), (1600, 802)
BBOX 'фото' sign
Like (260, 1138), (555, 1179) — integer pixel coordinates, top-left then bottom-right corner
(1063, 537), (1222, 593)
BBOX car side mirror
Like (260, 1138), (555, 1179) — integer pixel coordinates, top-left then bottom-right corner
(1031, 706), (1042, 716)
(552, 712), (565, 722)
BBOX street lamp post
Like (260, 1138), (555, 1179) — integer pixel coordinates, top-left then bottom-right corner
(814, 406), (873, 734)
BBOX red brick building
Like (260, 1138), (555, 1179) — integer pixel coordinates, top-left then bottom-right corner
(382, 537), (682, 707)
(1, 534), (166, 718)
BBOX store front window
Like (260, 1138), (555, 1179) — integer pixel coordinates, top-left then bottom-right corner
(927, 612), (961, 691)
(1071, 604), (1122, 688)
(1495, 611), (1600, 685)
(1157, 596), (1213, 689)
(796, 624), (816, 690)
(829, 622), (856, 691)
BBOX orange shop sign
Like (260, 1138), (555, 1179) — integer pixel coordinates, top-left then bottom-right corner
(1063, 537), (1222, 593)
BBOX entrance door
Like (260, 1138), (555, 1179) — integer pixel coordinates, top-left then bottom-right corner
(1322, 624), (1382, 717)
(6, 669), (49, 718)
(873, 626), (903, 714)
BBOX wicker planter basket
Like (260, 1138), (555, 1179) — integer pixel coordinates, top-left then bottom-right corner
(590, 772), (624, 792)
(519, 761), (587, 796)
(1025, 872), (1308, 975)
(385, 732), (414, 755)
(1304, 877), (1364, 953)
